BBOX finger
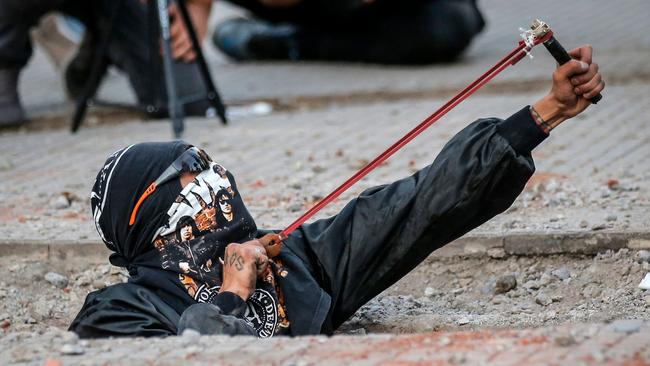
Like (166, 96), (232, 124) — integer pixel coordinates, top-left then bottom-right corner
(173, 39), (193, 60)
(167, 3), (178, 18)
(555, 59), (589, 82)
(571, 63), (599, 86)
(574, 73), (602, 95)
(243, 239), (265, 250)
(170, 20), (184, 39)
(182, 51), (197, 63)
(568, 44), (593, 65)
(583, 80), (605, 99)
(171, 26), (188, 49)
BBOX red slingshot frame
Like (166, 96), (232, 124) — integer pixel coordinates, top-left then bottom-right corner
(279, 30), (554, 240)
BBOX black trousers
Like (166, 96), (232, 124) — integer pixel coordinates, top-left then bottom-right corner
(225, 0), (485, 64)
(0, 0), (205, 110)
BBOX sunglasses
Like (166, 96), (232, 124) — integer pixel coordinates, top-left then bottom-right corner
(129, 146), (212, 226)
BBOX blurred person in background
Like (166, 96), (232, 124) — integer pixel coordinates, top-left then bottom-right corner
(0, 0), (214, 127)
(213, 0), (485, 64)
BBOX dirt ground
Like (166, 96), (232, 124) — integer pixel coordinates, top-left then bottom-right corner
(1, 247), (648, 339)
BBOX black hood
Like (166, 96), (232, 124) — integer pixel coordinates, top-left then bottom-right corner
(91, 141), (190, 267)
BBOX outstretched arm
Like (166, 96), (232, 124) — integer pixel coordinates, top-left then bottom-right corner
(283, 45), (605, 331)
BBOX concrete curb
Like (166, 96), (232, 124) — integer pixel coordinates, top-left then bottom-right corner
(2, 231), (650, 260)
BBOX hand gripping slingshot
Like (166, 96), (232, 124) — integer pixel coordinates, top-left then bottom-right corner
(260, 19), (603, 256)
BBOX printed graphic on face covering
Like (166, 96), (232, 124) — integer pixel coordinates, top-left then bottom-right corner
(151, 163), (289, 337)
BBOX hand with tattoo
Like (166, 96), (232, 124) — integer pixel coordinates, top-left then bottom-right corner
(219, 240), (269, 301)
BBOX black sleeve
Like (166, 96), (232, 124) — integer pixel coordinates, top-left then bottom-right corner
(284, 106), (548, 330)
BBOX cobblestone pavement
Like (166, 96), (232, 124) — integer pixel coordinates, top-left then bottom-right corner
(2, 321), (649, 365)
(1, 84), (648, 242)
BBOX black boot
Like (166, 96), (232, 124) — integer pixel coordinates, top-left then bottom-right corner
(0, 67), (26, 127)
(212, 18), (300, 61)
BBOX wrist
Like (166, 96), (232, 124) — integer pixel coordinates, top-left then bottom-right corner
(219, 285), (249, 301)
(532, 95), (567, 132)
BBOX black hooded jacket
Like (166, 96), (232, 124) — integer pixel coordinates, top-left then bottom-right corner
(71, 106), (547, 338)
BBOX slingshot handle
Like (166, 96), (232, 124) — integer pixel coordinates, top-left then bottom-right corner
(542, 36), (602, 104)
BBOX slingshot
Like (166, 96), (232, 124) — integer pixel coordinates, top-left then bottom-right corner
(260, 19), (603, 255)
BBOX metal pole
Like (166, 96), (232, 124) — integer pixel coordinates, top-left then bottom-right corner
(157, 0), (185, 137)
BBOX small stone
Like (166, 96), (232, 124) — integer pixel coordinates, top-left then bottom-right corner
(181, 329), (201, 342)
(637, 250), (650, 263)
(61, 331), (79, 344)
(638, 273), (650, 290)
(551, 267), (571, 281)
(591, 223), (607, 231)
(24, 316), (37, 324)
(457, 317), (470, 325)
(611, 319), (643, 334)
(535, 293), (552, 306)
(605, 214), (618, 222)
(50, 195), (70, 209)
(539, 273), (553, 286)
(92, 280), (106, 289)
(45, 272), (69, 289)
(60, 343), (84, 355)
(347, 328), (367, 335)
(494, 275), (517, 294)
(424, 287), (435, 297)
(579, 220), (589, 228)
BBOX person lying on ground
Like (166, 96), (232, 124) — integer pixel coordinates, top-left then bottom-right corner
(70, 45), (604, 338)
(213, 0), (485, 64)
(0, 0), (213, 127)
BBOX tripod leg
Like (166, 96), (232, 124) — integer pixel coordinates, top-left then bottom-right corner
(71, 1), (121, 133)
(175, 0), (228, 125)
(157, 0), (185, 137)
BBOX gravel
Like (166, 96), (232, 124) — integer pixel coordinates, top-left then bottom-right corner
(1, 248), (649, 348)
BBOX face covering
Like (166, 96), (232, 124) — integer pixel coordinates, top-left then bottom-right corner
(91, 142), (289, 337)
(151, 162), (289, 337)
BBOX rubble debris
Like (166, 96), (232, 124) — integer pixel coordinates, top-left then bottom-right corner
(636, 250), (650, 263)
(638, 273), (650, 290)
(535, 293), (552, 306)
(551, 267), (571, 281)
(50, 195), (70, 210)
(494, 275), (517, 294)
(44, 272), (69, 289)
